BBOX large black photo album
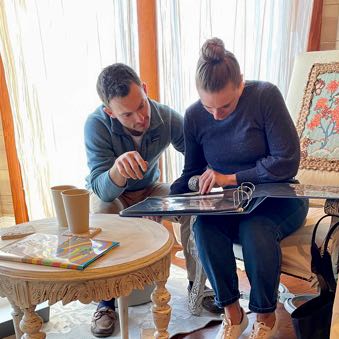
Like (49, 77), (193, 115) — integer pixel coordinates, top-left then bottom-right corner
(119, 182), (339, 217)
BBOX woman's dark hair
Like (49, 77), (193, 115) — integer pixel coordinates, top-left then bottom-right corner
(96, 63), (141, 106)
(196, 38), (242, 92)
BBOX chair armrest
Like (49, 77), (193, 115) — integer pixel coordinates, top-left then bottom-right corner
(324, 199), (339, 218)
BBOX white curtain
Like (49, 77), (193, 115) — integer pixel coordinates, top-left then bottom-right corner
(157, 0), (314, 183)
(0, 0), (139, 219)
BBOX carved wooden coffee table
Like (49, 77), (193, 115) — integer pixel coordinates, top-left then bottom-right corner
(0, 214), (174, 339)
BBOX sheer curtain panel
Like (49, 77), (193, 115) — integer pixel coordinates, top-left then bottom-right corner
(157, 0), (314, 182)
(0, 0), (139, 219)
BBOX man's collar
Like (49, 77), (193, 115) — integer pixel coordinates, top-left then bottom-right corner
(148, 99), (164, 130)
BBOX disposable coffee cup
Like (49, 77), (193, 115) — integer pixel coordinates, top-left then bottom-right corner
(51, 185), (77, 227)
(61, 188), (90, 234)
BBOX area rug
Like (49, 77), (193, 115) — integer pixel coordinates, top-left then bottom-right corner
(39, 265), (248, 338)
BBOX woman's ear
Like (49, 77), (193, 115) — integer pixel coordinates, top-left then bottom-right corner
(238, 75), (245, 93)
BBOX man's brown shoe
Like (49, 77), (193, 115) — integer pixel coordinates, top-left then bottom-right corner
(91, 306), (117, 337)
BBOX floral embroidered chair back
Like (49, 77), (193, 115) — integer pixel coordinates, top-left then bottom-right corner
(286, 50), (339, 189)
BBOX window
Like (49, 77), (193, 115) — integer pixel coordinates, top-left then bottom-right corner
(156, 0), (313, 182)
(0, 0), (138, 219)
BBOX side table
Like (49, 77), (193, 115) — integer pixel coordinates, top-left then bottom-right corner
(0, 214), (174, 339)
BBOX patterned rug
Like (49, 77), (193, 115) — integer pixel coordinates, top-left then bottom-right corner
(35, 265), (247, 338)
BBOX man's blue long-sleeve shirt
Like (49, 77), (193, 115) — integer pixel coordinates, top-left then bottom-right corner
(85, 99), (184, 202)
(171, 81), (300, 194)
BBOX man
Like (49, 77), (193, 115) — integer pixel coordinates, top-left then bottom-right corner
(84, 63), (196, 337)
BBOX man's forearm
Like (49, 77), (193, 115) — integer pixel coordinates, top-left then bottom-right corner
(109, 165), (127, 187)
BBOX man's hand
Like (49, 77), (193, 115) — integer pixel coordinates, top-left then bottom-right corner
(109, 151), (148, 186)
(199, 168), (237, 194)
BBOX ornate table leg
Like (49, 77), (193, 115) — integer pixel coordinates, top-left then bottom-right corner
(20, 305), (46, 339)
(8, 300), (23, 339)
(117, 296), (128, 339)
(151, 280), (171, 339)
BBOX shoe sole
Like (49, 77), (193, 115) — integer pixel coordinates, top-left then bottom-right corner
(91, 329), (114, 338)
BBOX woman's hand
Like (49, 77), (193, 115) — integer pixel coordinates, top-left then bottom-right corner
(199, 169), (237, 194)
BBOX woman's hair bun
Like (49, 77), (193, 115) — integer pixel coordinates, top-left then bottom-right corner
(201, 37), (225, 63)
(196, 37), (241, 91)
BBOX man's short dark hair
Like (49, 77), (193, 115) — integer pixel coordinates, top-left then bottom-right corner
(96, 63), (142, 106)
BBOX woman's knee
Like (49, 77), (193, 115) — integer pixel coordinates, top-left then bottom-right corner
(238, 218), (280, 258)
(193, 217), (220, 247)
(240, 216), (276, 238)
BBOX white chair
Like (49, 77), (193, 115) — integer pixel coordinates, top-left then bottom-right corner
(187, 50), (339, 318)
(278, 50), (339, 300)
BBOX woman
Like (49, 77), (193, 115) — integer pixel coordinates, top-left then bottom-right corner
(171, 38), (309, 339)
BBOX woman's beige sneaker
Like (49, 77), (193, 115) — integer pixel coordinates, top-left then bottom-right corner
(249, 318), (278, 339)
(216, 308), (248, 339)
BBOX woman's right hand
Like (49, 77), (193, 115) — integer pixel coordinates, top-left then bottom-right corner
(199, 168), (237, 194)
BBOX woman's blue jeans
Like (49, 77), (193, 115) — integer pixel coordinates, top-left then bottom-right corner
(193, 197), (309, 313)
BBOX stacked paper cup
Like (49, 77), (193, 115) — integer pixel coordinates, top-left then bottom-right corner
(51, 185), (90, 234)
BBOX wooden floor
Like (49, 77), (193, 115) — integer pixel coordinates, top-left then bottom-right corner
(170, 246), (317, 339)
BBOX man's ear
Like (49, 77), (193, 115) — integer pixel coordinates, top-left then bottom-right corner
(240, 74), (244, 88)
(142, 82), (148, 95)
(103, 106), (115, 118)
